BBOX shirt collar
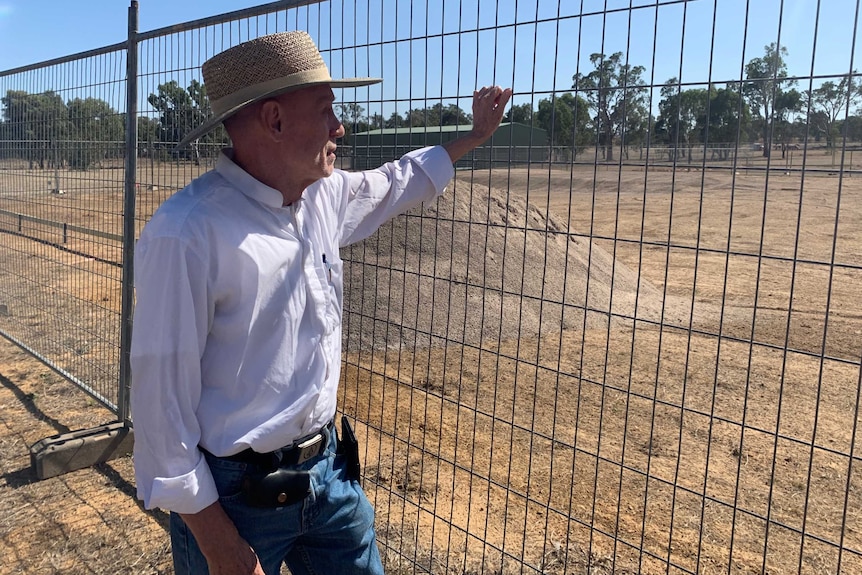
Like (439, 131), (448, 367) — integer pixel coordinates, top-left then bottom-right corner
(215, 148), (291, 209)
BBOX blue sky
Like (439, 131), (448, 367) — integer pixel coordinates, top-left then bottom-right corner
(0, 0), (860, 118)
(0, 0), (266, 70)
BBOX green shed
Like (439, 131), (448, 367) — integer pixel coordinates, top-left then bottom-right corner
(350, 122), (549, 170)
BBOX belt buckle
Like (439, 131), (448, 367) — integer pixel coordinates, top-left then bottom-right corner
(295, 432), (324, 465)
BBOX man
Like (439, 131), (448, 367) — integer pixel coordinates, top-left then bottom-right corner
(131, 30), (510, 575)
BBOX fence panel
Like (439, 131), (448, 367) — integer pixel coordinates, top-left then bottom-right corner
(0, 48), (128, 411)
(0, 0), (861, 573)
(334, 1), (862, 573)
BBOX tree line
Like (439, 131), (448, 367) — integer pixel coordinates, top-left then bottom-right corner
(0, 79), (230, 168)
(506, 43), (861, 162)
(1, 42), (860, 170)
(0, 90), (125, 169)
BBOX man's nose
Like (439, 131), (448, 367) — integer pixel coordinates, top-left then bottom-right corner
(332, 122), (345, 139)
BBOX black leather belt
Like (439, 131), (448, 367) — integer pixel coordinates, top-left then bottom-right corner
(207, 420), (335, 469)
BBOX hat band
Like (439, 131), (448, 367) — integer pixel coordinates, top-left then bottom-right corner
(210, 67), (334, 116)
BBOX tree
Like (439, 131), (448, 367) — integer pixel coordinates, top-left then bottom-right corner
(773, 88), (803, 156)
(654, 81), (753, 161)
(436, 103), (471, 126)
(148, 80), (195, 144)
(807, 74), (862, 149)
(741, 43), (797, 157)
(404, 107), (428, 127)
(368, 113), (384, 130)
(536, 92), (591, 156)
(138, 116), (160, 144)
(147, 80), (227, 161)
(505, 102), (534, 124)
(702, 85), (752, 160)
(137, 116), (162, 160)
(1, 90), (71, 169)
(572, 52), (648, 161)
(624, 106), (651, 150)
(337, 102), (366, 140)
(537, 95), (572, 149)
(68, 98), (123, 141)
(840, 115), (862, 142)
(67, 97), (124, 169)
(398, 103), (471, 128)
(384, 111), (404, 129)
(655, 79), (708, 160)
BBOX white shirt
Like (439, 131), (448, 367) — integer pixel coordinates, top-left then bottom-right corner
(131, 145), (454, 514)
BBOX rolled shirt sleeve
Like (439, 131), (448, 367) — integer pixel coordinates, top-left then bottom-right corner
(147, 453), (217, 514)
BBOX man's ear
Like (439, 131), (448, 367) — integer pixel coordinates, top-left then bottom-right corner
(259, 99), (284, 141)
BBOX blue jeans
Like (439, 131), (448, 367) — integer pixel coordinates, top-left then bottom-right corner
(170, 428), (384, 575)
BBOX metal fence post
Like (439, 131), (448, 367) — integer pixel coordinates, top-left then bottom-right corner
(118, 0), (139, 426)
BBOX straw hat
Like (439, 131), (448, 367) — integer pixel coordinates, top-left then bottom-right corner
(177, 31), (381, 148)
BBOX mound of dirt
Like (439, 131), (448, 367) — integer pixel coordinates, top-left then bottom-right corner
(341, 179), (699, 351)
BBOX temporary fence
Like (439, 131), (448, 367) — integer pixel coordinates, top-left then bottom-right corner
(0, 0), (860, 573)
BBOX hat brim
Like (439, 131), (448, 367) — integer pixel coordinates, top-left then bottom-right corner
(175, 76), (381, 149)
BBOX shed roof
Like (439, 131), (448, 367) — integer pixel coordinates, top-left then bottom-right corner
(353, 122), (537, 136)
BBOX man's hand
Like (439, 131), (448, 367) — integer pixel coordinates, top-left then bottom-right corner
(469, 85), (513, 142)
(204, 536), (265, 575)
(180, 502), (266, 574)
(443, 85), (513, 163)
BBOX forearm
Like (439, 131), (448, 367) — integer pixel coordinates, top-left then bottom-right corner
(442, 131), (486, 164)
(179, 501), (240, 554)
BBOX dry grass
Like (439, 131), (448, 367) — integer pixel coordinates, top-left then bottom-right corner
(0, 340), (171, 574)
(340, 323), (862, 574)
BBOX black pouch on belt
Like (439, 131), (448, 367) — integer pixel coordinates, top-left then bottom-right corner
(339, 416), (362, 483)
(241, 468), (310, 508)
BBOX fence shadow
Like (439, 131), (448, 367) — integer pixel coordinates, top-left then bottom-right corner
(0, 372), (72, 435)
(0, 370), (169, 532)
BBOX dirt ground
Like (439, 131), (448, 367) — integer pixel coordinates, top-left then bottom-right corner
(337, 165), (862, 574)
(0, 157), (860, 574)
(0, 339), (172, 574)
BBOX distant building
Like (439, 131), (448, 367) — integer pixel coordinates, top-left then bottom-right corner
(350, 122), (549, 170)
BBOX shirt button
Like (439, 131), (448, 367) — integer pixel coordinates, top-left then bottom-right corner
(277, 492), (288, 504)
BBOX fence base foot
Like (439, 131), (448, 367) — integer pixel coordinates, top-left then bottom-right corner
(29, 422), (134, 480)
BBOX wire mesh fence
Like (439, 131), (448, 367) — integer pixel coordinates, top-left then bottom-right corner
(1, 0), (861, 573)
(0, 48), (128, 411)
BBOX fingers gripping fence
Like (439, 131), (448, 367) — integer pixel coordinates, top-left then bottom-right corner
(0, 0), (861, 572)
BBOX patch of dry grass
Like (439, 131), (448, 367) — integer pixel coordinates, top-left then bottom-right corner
(0, 341), (171, 575)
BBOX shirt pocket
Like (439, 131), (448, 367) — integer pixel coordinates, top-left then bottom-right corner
(323, 256), (344, 330)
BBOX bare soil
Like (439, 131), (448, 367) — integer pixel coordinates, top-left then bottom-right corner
(0, 341), (172, 574)
(0, 159), (860, 574)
